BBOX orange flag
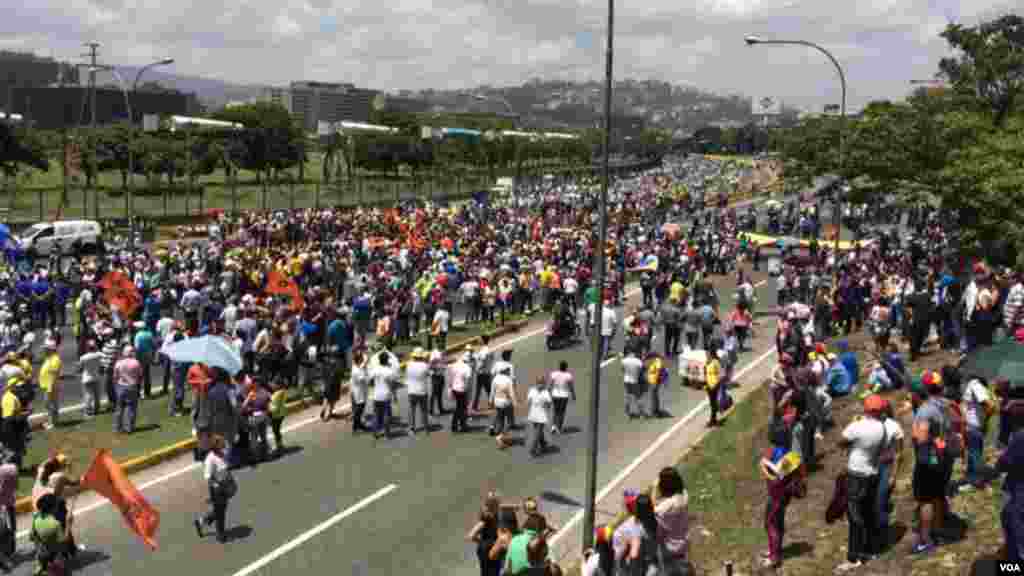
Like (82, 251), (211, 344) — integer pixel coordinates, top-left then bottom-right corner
(80, 449), (160, 550)
(265, 270), (305, 311)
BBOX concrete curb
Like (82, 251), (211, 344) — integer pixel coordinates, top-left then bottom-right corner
(14, 318), (530, 515)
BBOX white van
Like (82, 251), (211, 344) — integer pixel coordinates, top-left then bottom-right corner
(18, 220), (102, 255)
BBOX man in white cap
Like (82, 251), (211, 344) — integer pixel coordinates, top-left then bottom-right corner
(38, 339), (62, 430)
(112, 345), (142, 434)
(448, 351), (472, 433)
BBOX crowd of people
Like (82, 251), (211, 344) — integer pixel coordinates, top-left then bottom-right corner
(0, 153), (1018, 574)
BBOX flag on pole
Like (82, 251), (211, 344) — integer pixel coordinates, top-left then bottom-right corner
(265, 270), (304, 311)
(80, 449), (160, 550)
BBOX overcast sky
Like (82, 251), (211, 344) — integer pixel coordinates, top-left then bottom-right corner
(2, 0), (1017, 110)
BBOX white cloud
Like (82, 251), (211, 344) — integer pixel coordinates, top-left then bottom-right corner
(9, 0), (1016, 110)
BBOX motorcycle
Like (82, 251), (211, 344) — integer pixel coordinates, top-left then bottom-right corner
(545, 315), (580, 350)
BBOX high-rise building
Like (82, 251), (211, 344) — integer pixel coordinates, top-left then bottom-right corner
(264, 82), (380, 132)
(0, 51), (79, 111)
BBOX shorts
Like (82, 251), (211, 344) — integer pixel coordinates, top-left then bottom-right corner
(912, 462), (947, 502)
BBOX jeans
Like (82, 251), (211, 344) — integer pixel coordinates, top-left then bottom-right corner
(115, 387), (139, 433)
(374, 400), (392, 437)
(649, 383), (663, 416)
(138, 353), (153, 397)
(430, 375), (446, 415)
(472, 374), (492, 412)
(877, 462), (892, 532)
(625, 382), (645, 417)
(965, 427), (986, 486)
(170, 365), (187, 415)
(765, 490), (791, 564)
(846, 472), (881, 562)
(82, 379), (100, 416)
(203, 487), (229, 539)
(46, 390), (60, 426)
(352, 402), (367, 432)
(451, 391), (468, 432)
(1003, 493), (1024, 564)
(599, 335), (611, 359)
(552, 397), (569, 431)
(529, 422), (547, 455)
(491, 405), (513, 435)
(408, 394), (429, 432)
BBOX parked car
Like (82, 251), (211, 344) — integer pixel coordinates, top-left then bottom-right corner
(18, 220), (102, 256)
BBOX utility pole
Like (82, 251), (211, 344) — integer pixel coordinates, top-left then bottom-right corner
(84, 42), (101, 220)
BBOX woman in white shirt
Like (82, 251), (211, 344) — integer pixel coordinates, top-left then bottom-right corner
(370, 351), (399, 438)
(349, 351), (370, 434)
(195, 434), (233, 543)
(527, 377), (553, 457)
(548, 361), (576, 435)
(405, 348), (431, 435)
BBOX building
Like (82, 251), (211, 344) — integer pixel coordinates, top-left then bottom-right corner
(0, 51), (79, 111)
(381, 94), (430, 114)
(8, 86), (193, 130)
(263, 82), (380, 132)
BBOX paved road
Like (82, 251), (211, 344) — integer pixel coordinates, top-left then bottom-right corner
(8, 264), (780, 575)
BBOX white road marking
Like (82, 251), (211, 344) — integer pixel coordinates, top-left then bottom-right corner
(548, 344), (778, 546)
(17, 289), (643, 538)
(230, 484), (398, 576)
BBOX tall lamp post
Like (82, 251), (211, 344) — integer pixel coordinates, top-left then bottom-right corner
(83, 65), (132, 220)
(582, 0), (614, 552)
(127, 58), (174, 247)
(744, 35), (846, 277)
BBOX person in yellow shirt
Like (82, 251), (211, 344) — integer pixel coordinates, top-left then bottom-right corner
(705, 352), (722, 427)
(269, 380), (287, 455)
(1, 382), (25, 471)
(39, 340), (63, 430)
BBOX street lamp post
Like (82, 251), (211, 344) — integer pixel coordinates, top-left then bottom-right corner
(744, 35), (846, 279)
(127, 58), (174, 247)
(583, 0), (614, 552)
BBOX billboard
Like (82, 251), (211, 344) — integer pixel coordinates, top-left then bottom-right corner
(752, 96), (782, 116)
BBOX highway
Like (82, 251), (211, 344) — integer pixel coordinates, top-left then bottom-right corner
(9, 264), (780, 575)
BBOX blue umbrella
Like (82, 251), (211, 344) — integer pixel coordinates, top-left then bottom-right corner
(162, 335), (243, 375)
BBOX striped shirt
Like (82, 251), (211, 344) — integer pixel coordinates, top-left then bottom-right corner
(1004, 282), (1024, 328)
(100, 340), (119, 369)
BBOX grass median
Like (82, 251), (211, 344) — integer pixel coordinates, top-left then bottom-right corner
(16, 313), (527, 498)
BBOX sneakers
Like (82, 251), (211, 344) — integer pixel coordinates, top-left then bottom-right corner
(551, 426), (559, 435)
(193, 518), (204, 538)
(911, 542), (935, 555)
(835, 560), (863, 573)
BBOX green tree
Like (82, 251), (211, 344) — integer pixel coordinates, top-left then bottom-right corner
(939, 14), (1024, 128)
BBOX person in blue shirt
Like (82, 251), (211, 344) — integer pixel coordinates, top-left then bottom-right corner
(327, 309), (353, 376)
(143, 292), (162, 333)
(835, 340), (860, 389)
(133, 322), (156, 397)
(32, 275), (52, 330)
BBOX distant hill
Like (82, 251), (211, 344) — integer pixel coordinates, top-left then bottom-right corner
(114, 67), (267, 109)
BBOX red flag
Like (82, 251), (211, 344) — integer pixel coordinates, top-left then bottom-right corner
(80, 449), (160, 550)
(265, 270), (304, 311)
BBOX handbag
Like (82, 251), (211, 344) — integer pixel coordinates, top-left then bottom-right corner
(215, 469), (238, 500)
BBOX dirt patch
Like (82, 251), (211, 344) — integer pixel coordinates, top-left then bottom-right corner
(674, 331), (1004, 576)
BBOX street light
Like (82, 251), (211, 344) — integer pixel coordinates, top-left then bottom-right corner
(583, 0), (614, 553)
(744, 35), (846, 278)
(128, 58), (174, 245)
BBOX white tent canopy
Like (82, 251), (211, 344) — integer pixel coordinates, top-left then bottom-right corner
(167, 115), (243, 132)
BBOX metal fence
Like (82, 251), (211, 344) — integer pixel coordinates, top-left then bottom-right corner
(2, 175), (490, 224)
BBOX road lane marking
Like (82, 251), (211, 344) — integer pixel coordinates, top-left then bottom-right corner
(548, 344), (777, 546)
(18, 289), (643, 538)
(230, 484), (398, 576)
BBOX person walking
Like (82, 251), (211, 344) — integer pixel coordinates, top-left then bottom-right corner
(466, 492), (502, 576)
(645, 351), (670, 419)
(205, 369), (241, 468)
(490, 365), (517, 449)
(369, 350), (399, 439)
(112, 345), (142, 434)
(526, 376), (553, 458)
(350, 351), (370, 434)
(836, 394), (889, 572)
(548, 361), (575, 435)
(472, 335), (495, 413)
(621, 348), (646, 419)
(38, 339), (62, 430)
(448, 352), (472, 433)
(194, 434), (236, 543)
(428, 347), (447, 416)
(133, 321), (156, 398)
(78, 340), (103, 418)
(405, 347), (431, 435)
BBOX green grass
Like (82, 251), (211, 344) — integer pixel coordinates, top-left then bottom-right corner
(15, 314), (524, 497)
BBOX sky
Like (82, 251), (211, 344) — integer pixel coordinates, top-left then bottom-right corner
(1, 0), (1018, 111)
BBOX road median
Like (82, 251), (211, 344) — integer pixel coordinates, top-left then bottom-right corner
(14, 316), (531, 515)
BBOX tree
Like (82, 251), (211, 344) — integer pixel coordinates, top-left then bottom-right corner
(0, 122), (48, 177)
(939, 14), (1024, 128)
(211, 102), (304, 182)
